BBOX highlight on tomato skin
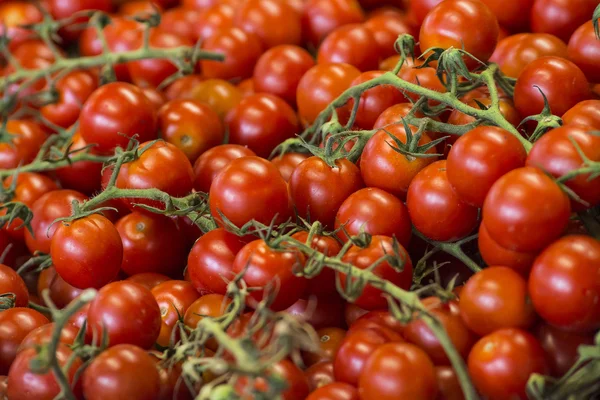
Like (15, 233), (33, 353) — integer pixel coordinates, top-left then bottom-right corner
(1, 0), (600, 399)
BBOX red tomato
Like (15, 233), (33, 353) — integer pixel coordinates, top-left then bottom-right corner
(307, 382), (359, 400)
(535, 323), (595, 377)
(126, 272), (170, 291)
(397, 61), (447, 106)
(562, 100), (600, 129)
(54, 132), (103, 195)
(184, 294), (232, 330)
(193, 144), (256, 193)
(372, 103), (426, 129)
(409, 0), (443, 26)
(192, 4), (235, 41)
(480, 0), (533, 31)
(235, 0), (302, 48)
(163, 74), (204, 101)
(364, 12), (415, 59)
(0, 264), (28, 307)
(304, 327), (347, 366)
(236, 360), (309, 400)
(305, 362), (335, 391)
(186, 78), (241, 121)
(0, 120), (47, 170)
(301, 0), (365, 47)
(46, 0), (112, 41)
(477, 222), (537, 275)
(530, 0), (598, 42)
(291, 231), (341, 295)
(18, 323), (78, 351)
(317, 24), (380, 71)
(152, 280), (200, 347)
(568, 21), (600, 83)
(0, 307), (49, 374)
(435, 366), (465, 400)
(0, 2), (43, 50)
(285, 294), (346, 329)
(271, 152), (309, 182)
(37, 267), (83, 309)
(159, 7), (202, 43)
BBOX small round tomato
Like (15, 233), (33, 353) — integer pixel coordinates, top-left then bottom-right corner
(477, 223), (537, 276)
(305, 362), (335, 391)
(364, 12), (415, 59)
(253, 45), (315, 107)
(0, 120), (47, 170)
(193, 144), (256, 193)
(317, 24), (380, 71)
(226, 93), (300, 158)
(435, 366), (464, 400)
(54, 132), (103, 195)
(183, 294), (232, 331)
(409, 0), (443, 25)
(235, 0), (301, 48)
(530, 0), (598, 42)
(535, 323), (595, 377)
(0, 307), (49, 374)
(82, 344), (161, 400)
(479, 0), (534, 31)
(373, 103), (426, 129)
(18, 323), (78, 351)
(307, 382), (359, 400)
(397, 61), (447, 105)
(0, 2), (43, 50)
(87, 281), (161, 349)
(568, 21), (600, 83)
(237, 78), (255, 97)
(529, 235), (600, 333)
(407, 160), (479, 242)
(209, 156), (291, 228)
(159, 7), (202, 43)
(271, 152), (309, 182)
(0, 264), (28, 307)
(126, 272), (170, 291)
(79, 82), (157, 154)
(304, 327), (347, 366)
(46, 0), (112, 42)
(232, 239), (307, 311)
(37, 267), (83, 309)
(468, 329), (548, 400)
(193, 4), (235, 41)
(151, 280), (200, 347)
(285, 294), (346, 329)
(188, 79), (243, 120)
(301, 0), (365, 47)
(236, 359), (309, 400)
(562, 100), (600, 129)
(340, 236), (412, 310)
(447, 98), (521, 139)
(291, 231), (341, 295)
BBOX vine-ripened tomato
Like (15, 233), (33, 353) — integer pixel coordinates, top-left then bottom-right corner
(46, 0), (112, 42)
(158, 6), (201, 43)
(163, 74), (204, 100)
(193, 4), (235, 41)
(477, 222), (537, 275)
(306, 382), (359, 400)
(530, 0), (598, 43)
(435, 366), (464, 400)
(0, 307), (49, 374)
(271, 152), (309, 182)
(568, 21), (600, 83)
(232, 239), (307, 311)
(87, 281), (161, 349)
(37, 267), (83, 309)
(151, 280), (200, 347)
(301, 0), (365, 47)
(304, 327), (347, 366)
(372, 103), (426, 129)
(468, 328), (548, 400)
(562, 100), (600, 129)
(285, 294), (347, 329)
(364, 12), (415, 59)
(0, 1), (43, 50)
(0, 264), (28, 307)
(235, 359), (309, 400)
(235, 0), (302, 48)
(0, 120), (47, 170)
(126, 272), (170, 291)
(188, 78), (243, 120)
(291, 231), (341, 295)
(479, 0), (534, 31)
(397, 60), (447, 106)
(54, 132), (103, 195)
(192, 144), (256, 193)
(183, 294), (232, 330)
(305, 361), (335, 391)
(535, 323), (595, 377)
(409, 0), (443, 25)
(18, 323), (78, 352)
(317, 24), (380, 71)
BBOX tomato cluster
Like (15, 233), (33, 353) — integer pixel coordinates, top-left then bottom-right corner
(1, 0), (600, 399)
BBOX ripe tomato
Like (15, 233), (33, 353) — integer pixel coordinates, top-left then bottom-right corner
(535, 323), (595, 377)
(18, 323), (78, 351)
(529, 235), (600, 333)
(514, 56), (591, 118)
(305, 361), (335, 391)
(340, 235), (412, 310)
(151, 280), (200, 347)
(477, 223), (537, 275)
(484, 165), (572, 251)
(193, 144), (256, 193)
(372, 103), (426, 129)
(409, 0), (443, 25)
(364, 12), (415, 59)
(306, 382), (359, 400)
(291, 231), (341, 295)
(232, 239), (307, 311)
(188, 79), (243, 120)
(87, 281), (161, 349)
(235, 0), (302, 48)
(54, 132), (103, 195)
(159, 7), (202, 43)
(304, 327), (347, 366)
(158, 99), (224, 163)
(397, 61), (447, 106)
(285, 294), (346, 329)
(46, 0), (112, 42)
(226, 93), (300, 158)
(37, 267), (83, 309)
(82, 344), (161, 400)
(562, 100), (600, 129)
(0, 120), (47, 170)
(317, 24), (380, 71)
(209, 156), (291, 228)
(271, 152), (309, 182)
(334, 188), (412, 246)
(468, 328), (548, 400)
(163, 74), (204, 101)
(126, 272), (170, 290)
(435, 366), (465, 400)
(479, 0), (533, 31)
(0, 264), (28, 307)
(568, 21), (600, 83)
(419, 0), (499, 68)
(183, 293), (232, 330)
(0, 307), (49, 374)
(193, 4), (235, 41)
(0, 2), (43, 50)
(530, 0), (598, 42)
(407, 160), (479, 242)
(301, 0), (365, 47)
(116, 212), (188, 276)
(334, 327), (391, 385)
(253, 45), (315, 107)
(236, 360), (309, 400)
(237, 78), (255, 98)
(79, 82), (157, 154)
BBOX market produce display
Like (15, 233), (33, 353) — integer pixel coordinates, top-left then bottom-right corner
(0, 0), (599, 399)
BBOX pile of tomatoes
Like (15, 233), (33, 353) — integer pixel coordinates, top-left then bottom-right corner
(1, 0), (600, 398)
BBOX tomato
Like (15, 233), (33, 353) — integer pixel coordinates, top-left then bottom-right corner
(514, 56), (591, 118)
(271, 152), (309, 182)
(37, 267), (83, 309)
(373, 103), (426, 129)
(290, 231), (341, 295)
(0, 2), (43, 50)
(404, 297), (475, 365)
(183, 293), (232, 330)
(118, 0), (164, 17)
(226, 93), (300, 158)
(409, 0), (443, 25)
(163, 75), (202, 101)
(0, 307), (49, 374)
(116, 212), (188, 276)
(339, 235), (412, 310)
(562, 100), (600, 129)
(364, 12), (415, 59)
(349, 71), (406, 129)
(407, 160), (479, 242)
(490, 33), (569, 79)
(155, 357), (200, 400)
(535, 323), (595, 377)
(47, 0), (112, 42)
(188, 79), (243, 120)
(87, 281), (161, 349)
(0, 120), (47, 170)
(237, 78), (255, 97)
(353, 310), (405, 335)
(236, 360), (309, 400)
(158, 99), (224, 163)
(479, 0), (533, 31)
(301, 0), (365, 47)
(477, 222), (537, 275)
(232, 239), (307, 311)
(79, 82), (157, 154)
(0, 264), (27, 307)
(54, 132), (103, 195)
(0, 375), (5, 398)
(140, 88), (169, 110)
(305, 361), (335, 391)
(468, 328), (548, 400)
(334, 327), (390, 385)
(193, 144), (256, 193)
(200, 27), (263, 80)
(529, 235), (600, 333)
(235, 0), (302, 48)
(397, 61), (447, 106)
(151, 280), (200, 347)
(253, 45), (315, 107)
(447, 98), (521, 142)
(209, 156), (291, 228)
(285, 294), (346, 329)
(304, 327), (346, 366)
(192, 4), (235, 42)
(7, 345), (82, 400)
(530, 0), (598, 42)
(447, 126), (527, 207)
(18, 323), (78, 351)
(419, 0), (499, 68)
(296, 63), (361, 125)
(307, 382), (359, 400)
(82, 344), (161, 400)
(435, 366), (465, 400)
(126, 272), (170, 290)
(0, 230), (26, 269)
(317, 24), (380, 71)
(567, 21), (600, 83)
(159, 7), (201, 43)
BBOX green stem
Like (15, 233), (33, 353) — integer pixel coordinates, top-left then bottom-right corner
(413, 231), (482, 273)
(0, 152), (110, 178)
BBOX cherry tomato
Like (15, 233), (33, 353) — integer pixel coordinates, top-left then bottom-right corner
(235, 0), (302, 48)
(304, 327), (346, 366)
(119, 0), (164, 17)
(291, 231), (341, 295)
(46, 0), (112, 42)
(237, 78), (255, 98)
(301, 0), (365, 47)
(192, 4), (235, 42)
(188, 79), (243, 120)
(54, 132), (103, 195)
(479, 0), (533, 31)
(372, 103), (426, 129)
(236, 360), (309, 400)
(530, 0), (598, 42)
(183, 293), (232, 330)
(37, 267), (83, 309)
(192, 144), (256, 193)
(18, 323), (78, 351)
(317, 24), (380, 71)
(409, 0), (443, 26)
(159, 7), (202, 43)
(364, 12), (415, 59)
(567, 21), (600, 83)
(0, 2), (43, 50)
(477, 222), (537, 275)
(307, 382), (359, 400)
(334, 327), (391, 385)
(152, 280), (200, 347)
(0, 307), (49, 374)
(0, 264), (28, 307)
(271, 152), (309, 182)
(0, 120), (47, 170)
(126, 272), (170, 290)
(535, 323), (595, 377)
(305, 361), (335, 391)
(447, 98), (521, 141)
(285, 294), (346, 329)
(397, 61), (447, 106)
(562, 100), (600, 129)
(435, 366), (465, 400)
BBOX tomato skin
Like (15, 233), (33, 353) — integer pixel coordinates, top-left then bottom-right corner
(271, 152), (309, 182)
(435, 366), (465, 400)
(0, 264), (28, 307)
(87, 281), (161, 349)
(317, 24), (380, 71)
(235, 0), (302, 48)
(562, 100), (600, 130)
(306, 382), (359, 400)
(567, 21), (600, 83)
(304, 327), (346, 366)
(529, 235), (600, 333)
(184, 293), (232, 329)
(530, 0), (598, 43)
(37, 267), (83, 309)
(285, 294), (346, 329)
(209, 156), (291, 228)
(334, 327), (391, 385)
(226, 93), (300, 158)
(82, 344), (161, 400)
(301, 0), (365, 47)
(193, 144), (256, 193)
(253, 45), (315, 107)
(364, 13), (415, 59)
(126, 272), (170, 290)
(236, 360), (309, 400)
(480, 0), (533, 31)
(447, 126), (527, 208)
(159, 7), (202, 43)
(116, 213), (188, 277)
(79, 82), (157, 154)
(359, 342), (438, 400)
(232, 239), (307, 311)
(0, 307), (49, 374)
(373, 103), (426, 129)
(482, 167), (571, 252)
(0, 120), (47, 170)
(468, 328), (548, 400)
(54, 132), (103, 195)
(47, 0), (112, 42)
(305, 361), (335, 391)
(187, 228), (247, 295)
(477, 223), (537, 275)
(151, 280), (200, 347)
(535, 323), (595, 377)
(340, 236), (412, 310)
(407, 160), (479, 242)
(193, 4), (235, 41)
(18, 323), (78, 351)
(188, 79), (243, 121)
(409, 0), (443, 25)
(0, 2), (43, 50)
(291, 231), (341, 295)
(290, 157), (364, 229)
(514, 56), (591, 118)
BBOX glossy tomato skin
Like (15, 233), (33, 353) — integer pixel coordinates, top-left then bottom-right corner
(235, 0), (302, 48)
(164, 74), (204, 100)
(37, 267), (83, 309)
(446, 126), (527, 207)
(340, 235), (412, 310)
(409, 0), (443, 25)
(435, 366), (465, 400)
(87, 281), (161, 349)
(159, 6), (202, 43)
(271, 153), (309, 182)
(54, 132), (103, 195)
(46, 0), (112, 42)
(193, 144), (256, 193)
(301, 0), (365, 47)
(530, 0), (598, 43)
(151, 280), (200, 347)
(236, 360), (309, 400)
(184, 294), (232, 330)
(0, 264), (28, 307)
(306, 382), (359, 400)
(482, 167), (571, 252)
(364, 12), (415, 59)
(0, 308), (49, 374)
(562, 100), (600, 129)
(209, 156), (291, 228)
(232, 239), (307, 311)
(568, 21), (600, 83)
(82, 344), (161, 400)
(407, 160), (479, 242)
(193, 4), (235, 41)
(477, 223), (537, 275)
(305, 361), (335, 391)
(535, 323), (595, 377)
(468, 328), (548, 400)
(18, 323), (78, 351)
(126, 272), (170, 290)
(480, 0), (533, 31)
(226, 93), (300, 158)
(285, 294), (346, 329)
(317, 24), (380, 71)
(514, 56), (591, 118)
(529, 235), (600, 333)
(0, 120), (47, 170)
(291, 231), (341, 295)
(359, 342), (438, 400)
